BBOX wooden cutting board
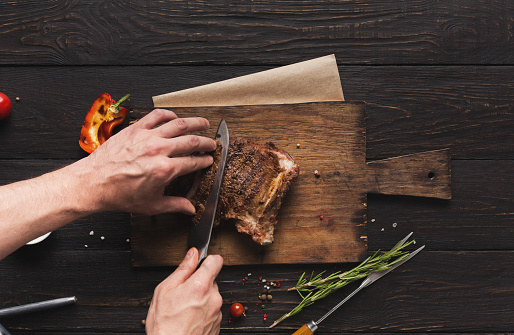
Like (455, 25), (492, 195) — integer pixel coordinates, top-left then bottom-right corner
(130, 102), (451, 266)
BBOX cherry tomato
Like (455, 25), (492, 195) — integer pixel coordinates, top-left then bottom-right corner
(0, 92), (12, 121)
(230, 303), (244, 317)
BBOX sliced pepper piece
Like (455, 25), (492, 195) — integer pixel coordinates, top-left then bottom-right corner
(79, 93), (130, 153)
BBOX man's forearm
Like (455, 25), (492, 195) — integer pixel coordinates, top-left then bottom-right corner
(0, 160), (96, 260)
(0, 110), (217, 261)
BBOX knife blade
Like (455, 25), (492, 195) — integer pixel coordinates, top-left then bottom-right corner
(187, 119), (229, 263)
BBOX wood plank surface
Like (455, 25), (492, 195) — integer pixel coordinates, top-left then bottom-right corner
(0, 0), (513, 333)
(0, 65), (512, 161)
(0, 64), (512, 330)
(1, 159), (510, 252)
(0, 249), (513, 332)
(0, 161), (513, 331)
(368, 159), (514, 251)
(0, 0), (513, 65)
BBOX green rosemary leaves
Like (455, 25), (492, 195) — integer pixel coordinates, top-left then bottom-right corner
(269, 238), (416, 328)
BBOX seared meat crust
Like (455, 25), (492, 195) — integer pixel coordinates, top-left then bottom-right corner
(167, 138), (299, 245)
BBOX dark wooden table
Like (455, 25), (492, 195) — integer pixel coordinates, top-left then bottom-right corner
(1, 1), (513, 334)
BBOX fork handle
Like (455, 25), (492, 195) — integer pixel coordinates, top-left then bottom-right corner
(292, 324), (313, 335)
(292, 321), (317, 335)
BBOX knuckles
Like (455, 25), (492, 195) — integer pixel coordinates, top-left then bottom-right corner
(143, 139), (164, 157)
(186, 135), (201, 150)
(212, 292), (223, 311)
(191, 277), (211, 294)
(173, 118), (188, 132)
(153, 281), (166, 298)
(153, 109), (177, 121)
(188, 156), (199, 171)
(206, 254), (224, 268)
(150, 157), (172, 180)
(151, 109), (166, 121)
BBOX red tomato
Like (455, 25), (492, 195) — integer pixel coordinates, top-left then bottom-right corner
(230, 303), (244, 317)
(0, 92), (12, 121)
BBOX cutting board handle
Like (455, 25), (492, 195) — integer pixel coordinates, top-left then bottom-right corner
(366, 148), (451, 199)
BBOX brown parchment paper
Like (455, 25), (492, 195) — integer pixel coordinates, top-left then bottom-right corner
(152, 54), (344, 107)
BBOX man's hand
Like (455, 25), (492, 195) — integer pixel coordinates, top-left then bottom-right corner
(75, 109), (217, 215)
(146, 248), (224, 335)
(0, 109), (216, 259)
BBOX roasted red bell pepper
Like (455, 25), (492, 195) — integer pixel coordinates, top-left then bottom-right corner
(79, 93), (130, 153)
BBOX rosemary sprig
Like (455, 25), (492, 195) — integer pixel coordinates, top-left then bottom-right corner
(269, 238), (415, 328)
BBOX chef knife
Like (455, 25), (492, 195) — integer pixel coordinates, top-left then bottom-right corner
(187, 119), (229, 263)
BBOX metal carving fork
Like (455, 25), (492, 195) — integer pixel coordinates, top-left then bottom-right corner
(293, 232), (425, 335)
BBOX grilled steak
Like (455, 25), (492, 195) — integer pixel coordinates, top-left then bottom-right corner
(167, 138), (299, 245)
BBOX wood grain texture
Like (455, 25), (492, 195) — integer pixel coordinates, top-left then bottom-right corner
(342, 66), (514, 160)
(367, 159), (514, 251)
(0, 250), (513, 332)
(0, 159), (512, 332)
(0, 65), (512, 161)
(366, 149), (451, 199)
(1, 159), (509, 253)
(0, 0), (513, 65)
(131, 102), (369, 266)
(0, 1), (513, 332)
(130, 103), (453, 266)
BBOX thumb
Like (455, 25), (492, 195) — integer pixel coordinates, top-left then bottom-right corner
(160, 196), (196, 215)
(163, 247), (199, 287)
